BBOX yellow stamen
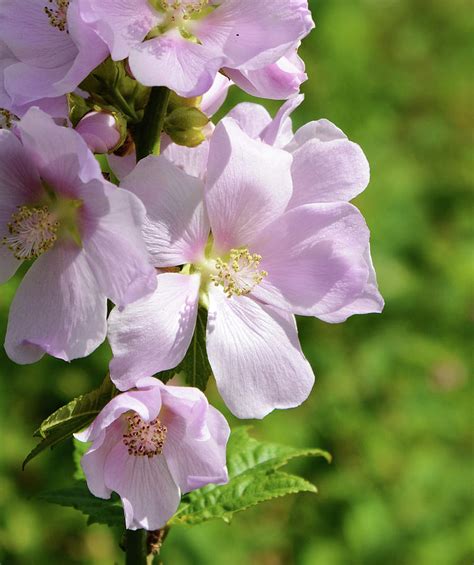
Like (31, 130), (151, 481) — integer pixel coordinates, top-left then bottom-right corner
(210, 248), (268, 298)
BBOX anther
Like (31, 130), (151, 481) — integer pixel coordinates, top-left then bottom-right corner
(210, 248), (268, 298)
(0, 109), (17, 130)
(44, 0), (69, 32)
(2, 206), (59, 261)
(122, 413), (168, 458)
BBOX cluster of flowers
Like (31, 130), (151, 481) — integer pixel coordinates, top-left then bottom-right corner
(0, 0), (383, 531)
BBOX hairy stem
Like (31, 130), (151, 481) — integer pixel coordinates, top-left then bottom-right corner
(125, 529), (147, 565)
(135, 86), (171, 160)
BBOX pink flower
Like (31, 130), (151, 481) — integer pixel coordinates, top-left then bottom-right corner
(108, 119), (374, 418)
(75, 377), (229, 530)
(227, 95), (385, 321)
(75, 111), (121, 154)
(77, 0), (314, 97)
(0, 107), (156, 364)
(0, 0), (107, 108)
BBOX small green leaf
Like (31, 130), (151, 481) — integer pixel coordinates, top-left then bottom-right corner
(73, 439), (89, 481)
(158, 308), (212, 391)
(67, 92), (91, 126)
(169, 427), (330, 526)
(24, 375), (118, 469)
(39, 481), (124, 528)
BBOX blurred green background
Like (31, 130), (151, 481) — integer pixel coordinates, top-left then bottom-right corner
(0, 0), (472, 563)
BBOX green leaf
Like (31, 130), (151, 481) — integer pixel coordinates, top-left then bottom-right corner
(23, 376), (118, 469)
(67, 92), (91, 126)
(169, 427), (330, 526)
(225, 426), (331, 476)
(73, 439), (89, 481)
(158, 307), (212, 391)
(39, 481), (124, 528)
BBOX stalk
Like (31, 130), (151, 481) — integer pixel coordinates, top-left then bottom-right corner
(125, 529), (148, 565)
(135, 86), (171, 159)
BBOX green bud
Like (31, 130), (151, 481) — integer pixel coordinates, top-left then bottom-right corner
(167, 128), (207, 148)
(79, 58), (150, 124)
(164, 106), (209, 147)
(165, 107), (209, 130)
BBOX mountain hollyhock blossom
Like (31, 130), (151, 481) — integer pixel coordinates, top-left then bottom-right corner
(76, 377), (229, 530)
(0, 107), (156, 364)
(0, 0), (107, 109)
(226, 95), (384, 321)
(108, 119), (374, 418)
(77, 0), (314, 97)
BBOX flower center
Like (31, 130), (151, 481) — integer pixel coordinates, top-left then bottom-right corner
(159, 0), (209, 18)
(122, 413), (168, 458)
(148, 0), (211, 41)
(2, 206), (59, 261)
(210, 248), (268, 298)
(44, 0), (69, 32)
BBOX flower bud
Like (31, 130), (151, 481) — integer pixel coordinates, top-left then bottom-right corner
(164, 106), (210, 148)
(76, 111), (122, 154)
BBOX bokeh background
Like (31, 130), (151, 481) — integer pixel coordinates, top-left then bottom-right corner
(0, 0), (472, 563)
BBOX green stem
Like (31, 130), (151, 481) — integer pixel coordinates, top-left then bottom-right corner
(125, 529), (147, 565)
(135, 86), (171, 160)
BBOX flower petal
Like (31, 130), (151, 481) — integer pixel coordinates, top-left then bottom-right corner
(260, 94), (303, 147)
(226, 103), (271, 139)
(161, 138), (210, 180)
(0, 0), (76, 69)
(5, 243), (107, 364)
(104, 442), (180, 530)
(318, 245), (384, 322)
(206, 118), (293, 252)
(163, 400), (229, 492)
(78, 0), (158, 60)
(0, 130), (43, 282)
(17, 107), (102, 197)
(196, 0), (314, 70)
(121, 156), (210, 267)
(76, 386), (163, 445)
(289, 136), (370, 207)
(81, 181), (157, 308)
(0, 246), (20, 285)
(128, 35), (222, 97)
(109, 273), (200, 391)
(284, 119), (347, 153)
(0, 129), (43, 212)
(79, 419), (123, 499)
(225, 52), (306, 101)
(249, 203), (371, 317)
(206, 286), (315, 419)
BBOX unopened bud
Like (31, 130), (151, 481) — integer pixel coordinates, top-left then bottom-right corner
(76, 111), (123, 154)
(164, 107), (209, 148)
